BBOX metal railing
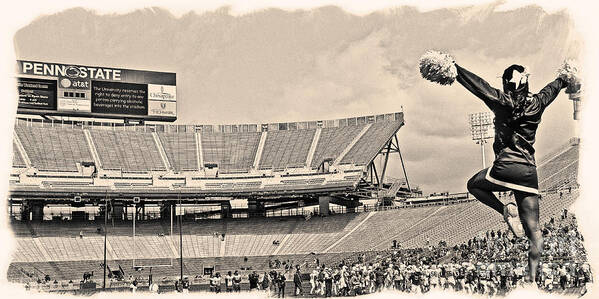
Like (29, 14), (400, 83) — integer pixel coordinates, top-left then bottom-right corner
(15, 112), (403, 134)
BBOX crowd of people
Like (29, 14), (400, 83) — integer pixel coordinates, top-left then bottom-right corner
(302, 254), (591, 297)
(204, 269), (298, 297)
(300, 210), (592, 297)
(197, 210), (591, 297)
(20, 205), (592, 297)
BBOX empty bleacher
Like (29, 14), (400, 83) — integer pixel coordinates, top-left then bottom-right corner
(340, 120), (403, 165)
(259, 129), (315, 170)
(158, 132), (198, 171)
(277, 213), (370, 254)
(89, 130), (165, 172)
(538, 144), (579, 190)
(201, 132), (261, 173)
(335, 141), (580, 250)
(329, 206), (443, 252)
(12, 142), (26, 168)
(15, 126), (92, 172)
(12, 113), (404, 177)
(310, 124), (366, 168)
(11, 239), (45, 263)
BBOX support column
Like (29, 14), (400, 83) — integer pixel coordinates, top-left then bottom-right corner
(318, 196), (331, 216)
(135, 205), (143, 221)
(160, 202), (172, 221)
(99, 200), (115, 220)
(21, 200), (31, 221)
(346, 201), (360, 213)
(247, 199), (265, 217)
(31, 201), (44, 221)
(220, 202), (232, 219)
(112, 202), (124, 220)
(330, 197), (359, 213)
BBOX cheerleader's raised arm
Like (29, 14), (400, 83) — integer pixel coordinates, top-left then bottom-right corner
(454, 64), (514, 109)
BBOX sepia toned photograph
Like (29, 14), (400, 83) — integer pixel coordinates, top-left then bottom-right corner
(1, 1), (597, 298)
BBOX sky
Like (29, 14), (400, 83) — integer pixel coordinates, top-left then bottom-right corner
(11, 3), (581, 194)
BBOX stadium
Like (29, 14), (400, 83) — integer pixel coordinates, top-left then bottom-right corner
(7, 90), (589, 296)
(5, 8), (591, 295)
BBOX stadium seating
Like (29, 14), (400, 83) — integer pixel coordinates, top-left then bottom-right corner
(10, 239), (45, 263)
(276, 213), (370, 254)
(90, 130), (166, 172)
(158, 132), (198, 171)
(259, 129), (315, 170)
(8, 115), (582, 287)
(12, 142), (26, 168)
(340, 121), (403, 165)
(334, 142), (579, 250)
(538, 145), (579, 190)
(11, 114), (404, 179)
(310, 124), (366, 168)
(201, 132), (261, 173)
(15, 126), (92, 172)
(7, 189), (580, 283)
(329, 206), (443, 252)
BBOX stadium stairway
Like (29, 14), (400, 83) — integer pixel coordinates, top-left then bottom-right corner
(323, 211), (376, 253)
(340, 121), (401, 165)
(152, 132), (172, 170)
(83, 129), (103, 169)
(12, 138), (30, 168)
(333, 124), (371, 165)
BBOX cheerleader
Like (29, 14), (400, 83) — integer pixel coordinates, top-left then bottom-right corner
(419, 51), (579, 285)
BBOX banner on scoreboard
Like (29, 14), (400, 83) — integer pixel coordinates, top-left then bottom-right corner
(91, 81), (148, 115)
(17, 77), (57, 110)
(148, 100), (177, 117)
(15, 60), (176, 121)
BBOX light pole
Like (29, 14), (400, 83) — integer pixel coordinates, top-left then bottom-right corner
(102, 190), (108, 289)
(178, 190), (183, 283)
(566, 81), (582, 120)
(469, 112), (493, 169)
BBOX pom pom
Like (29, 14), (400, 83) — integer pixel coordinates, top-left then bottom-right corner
(419, 50), (457, 85)
(557, 59), (581, 93)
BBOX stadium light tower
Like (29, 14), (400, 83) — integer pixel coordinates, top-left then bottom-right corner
(102, 190), (109, 289)
(469, 112), (493, 168)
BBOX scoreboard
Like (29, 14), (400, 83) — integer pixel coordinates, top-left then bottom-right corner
(16, 60), (177, 121)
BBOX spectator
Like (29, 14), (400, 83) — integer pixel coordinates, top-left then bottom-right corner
(209, 274), (216, 293)
(129, 278), (137, 293)
(214, 273), (221, 293)
(277, 272), (286, 298)
(233, 270), (241, 292)
(309, 269), (318, 295)
(182, 277), (190, 293)
(324, 268), (332, 297)
(225, 271), (233, 292)
(262, 271), (271, 293)
(294, 268), (303, 296)
(249, 271), (259, 291)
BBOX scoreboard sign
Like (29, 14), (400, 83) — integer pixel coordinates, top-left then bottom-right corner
(16, 60), (177, 121)
(91, 81), (148, 115)
(17, 77), (57, 110)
